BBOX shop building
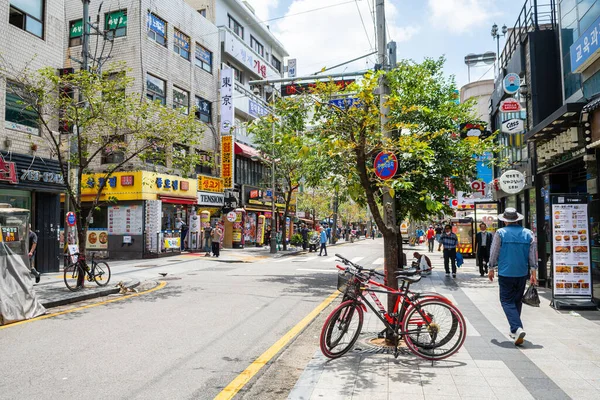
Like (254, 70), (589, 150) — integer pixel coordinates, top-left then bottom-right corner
(1, 1), (67, 272)
(80, 171), (198, 259)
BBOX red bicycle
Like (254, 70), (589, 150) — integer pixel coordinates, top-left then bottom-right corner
(320, 254), (466, 361)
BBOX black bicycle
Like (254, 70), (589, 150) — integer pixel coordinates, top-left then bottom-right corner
(64, 252), (111, 291)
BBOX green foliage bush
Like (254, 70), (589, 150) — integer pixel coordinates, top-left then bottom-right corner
(291, 233), (303, 246)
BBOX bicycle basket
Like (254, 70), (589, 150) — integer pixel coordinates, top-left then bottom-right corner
(337, 271), (361, 299)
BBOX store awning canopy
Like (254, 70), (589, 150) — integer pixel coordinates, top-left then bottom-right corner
(524, 102), (585, 142)
(158, 194), (197, 205)
(235, 142), (261, 159)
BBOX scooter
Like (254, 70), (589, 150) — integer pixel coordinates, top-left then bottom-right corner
(308, 233), (319, 252)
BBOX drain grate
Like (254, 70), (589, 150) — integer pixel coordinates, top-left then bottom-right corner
(351, 333), (408, 355)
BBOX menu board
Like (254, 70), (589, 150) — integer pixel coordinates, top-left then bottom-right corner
(1, 226), (20, 243)
(551, 196), (592, 297)
(145, 200), (162, 252)
(86, 228), (108, 249)
(108, 205), (143, 235)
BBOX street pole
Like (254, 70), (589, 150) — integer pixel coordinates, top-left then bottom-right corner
(270, 90), (277, 254)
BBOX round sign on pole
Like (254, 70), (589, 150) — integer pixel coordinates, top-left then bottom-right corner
(226, 211), (237, 222)
(503, 73), (521, 95)
(499, 170), (525, 194)
(66, 211), (77, 227)
(374, 151), (398, 180)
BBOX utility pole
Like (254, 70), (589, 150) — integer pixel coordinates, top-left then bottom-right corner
(376, 0), (399, 318)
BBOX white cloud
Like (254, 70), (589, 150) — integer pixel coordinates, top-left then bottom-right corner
(245, 0), (279, 21)
(427, 0), (498, 34)
(272, 0), (419, 76)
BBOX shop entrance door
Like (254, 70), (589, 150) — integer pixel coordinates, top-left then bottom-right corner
(34, 192), (60, 273)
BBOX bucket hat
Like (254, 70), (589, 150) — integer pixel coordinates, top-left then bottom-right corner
(498, 207), (524, 222)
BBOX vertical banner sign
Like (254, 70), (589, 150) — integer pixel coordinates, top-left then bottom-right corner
(288, 58), (297, 78)
(551, 195), (593, 302)
(221, 135), (233, 189)
(220, 67), (234, 135)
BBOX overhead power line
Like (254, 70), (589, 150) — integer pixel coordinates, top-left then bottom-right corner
(355, 0), (373, 50)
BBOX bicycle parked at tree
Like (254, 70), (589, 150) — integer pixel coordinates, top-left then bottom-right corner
(320, 254), (466, 361)
(64, 252), (111, 291)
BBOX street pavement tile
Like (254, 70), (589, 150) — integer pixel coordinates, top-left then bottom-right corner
(288, 385), (315, 400)
(308, 388), (352, 400)
(295, 366), (325, 386)
(457, 384), (497, 397)
(473, 360), (508, 369)
(423, 396), (461, 400)
(484, 376), (524, 388)
(492, 388), (535, 400)
(389, 392), (425, 400)
(562, 388), (600, 400)
(526, 388), (572, 400)
(451, 374), (492, 387)
(518, 377), (559, 391)
(420, 373), (455, 385)
(448, 366), (484, 377)
(387, 380), (424, 394)
(550, 377), (596, 391)
(421, 383), (460, 397)
(350, 389), (388, 400)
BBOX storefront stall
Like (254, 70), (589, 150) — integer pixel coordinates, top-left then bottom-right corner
(0, 152), (64, 272)
(81, 171), (197, 259)
(242, 185), (296, 246)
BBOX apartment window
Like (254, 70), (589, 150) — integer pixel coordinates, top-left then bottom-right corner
(228, 14), (244, 39)
(194, 96), (212, 123)
(69, 19), (82, 47)
(271, 55), (282, 73)
(105, 9), (127, 38)
(146, 73), (166, 104)
(196, 150), (213, 175)
(194, 44), (212, 72)
(173, 87), (189, 114)
(250, 36), (264, 57)
(174, 29), (190, 60)
(147, 12), (167, 46)
(9, 0), (44, 38)
(198, 9), (207, 18)
(227, 63), (243, 83)
(101, 135), (126, 164)
(5, 81), (39, 133)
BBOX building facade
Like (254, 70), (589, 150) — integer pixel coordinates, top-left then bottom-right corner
(64, 0), (222, 258)
(215, 0), (290, 247)
(1, 0), (67, 272)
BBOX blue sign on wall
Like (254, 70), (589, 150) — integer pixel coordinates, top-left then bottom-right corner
(329, 97), (359, 109)
(570, 14), (600, 73)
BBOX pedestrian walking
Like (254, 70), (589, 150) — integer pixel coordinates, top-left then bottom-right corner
(28, 225), (40, 283)
(435, 224), (443, 251)
(371, 227), (376, 240)
(440, 224), (458, 278)
(203, 224), (212, 256)
(300, 223), (309, 250)
(426, 226), (435, 252)
(475, 222), (493, 276)
(415, 227), (425, 244)
(488, 208), (537, 346)
(211, 226), (223, 257)
(318, 227), (328, 256)
(265, 226), (272, 247)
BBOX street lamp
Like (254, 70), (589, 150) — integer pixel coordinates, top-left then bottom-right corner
(491, 23), (507, 75)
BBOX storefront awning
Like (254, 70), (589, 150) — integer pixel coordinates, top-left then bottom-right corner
(158, 194), (197, 204)
(524, 102), (584, 142)
(235, 142), (261, 159)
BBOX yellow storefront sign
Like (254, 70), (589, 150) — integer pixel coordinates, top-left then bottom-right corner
(198, 175), (223, 193)
(222, 135), (233, 189)
(81, 171), (197, 201)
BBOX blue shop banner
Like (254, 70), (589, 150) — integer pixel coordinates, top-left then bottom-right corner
(570, 14), (600, 73)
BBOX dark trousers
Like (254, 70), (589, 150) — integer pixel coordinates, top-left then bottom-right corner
(302, 240), (308, 250)
(477, 246), (490, 275)
(319, 243), (327, 256)
(211, 242), (220, 257)
(498, 275), (528, 333)
(428, 238), (434, 252)
(443, 248), (457, 274)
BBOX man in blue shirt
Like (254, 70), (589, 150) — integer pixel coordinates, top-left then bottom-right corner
(489, 208), (538, 346)
(440, 224), (459, 278)
(318, 226), (328, 256)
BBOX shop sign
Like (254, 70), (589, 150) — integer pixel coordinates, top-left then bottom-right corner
(1, 226), (19, 242)
(223, 31), (269, 78)
(66, 212), (77, 227)
(0, 155), (18, 184)
(224, 190), (240, 209)
(281, 79), (354, 97)
(501, 118), (524, 134)
(19, 169), (65, 184)
(220, 67), (234, 134)
(500, 98), (521, 112)
(222, 135), (234, 189)
(226, 211), (237, 222)
(499, 170), (525, 194)
(164, 237), (180, 249)
(5, 121), (39, 135)
(108, 205), (143, 235)
(86, 228), (108, 250)
(374, 151), (398, 180)
(570, 13), (600, 73)
(198, 175), (223, 193)
(197, 191), (224, 206)
(248, 99), (269, 117)
(503, 73), (521, 94)
(288, 58), (297, 78)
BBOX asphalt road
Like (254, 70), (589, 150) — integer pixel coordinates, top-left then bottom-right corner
(0, 238), (385, 400)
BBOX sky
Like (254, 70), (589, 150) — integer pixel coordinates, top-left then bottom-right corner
(246, 0), (548, 89)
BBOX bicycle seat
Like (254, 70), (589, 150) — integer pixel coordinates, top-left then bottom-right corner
(395, 268), (419, 277)
(398, 275), (422, 283)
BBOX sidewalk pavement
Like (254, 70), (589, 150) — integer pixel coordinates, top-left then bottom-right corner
(288, 245), (600, 400)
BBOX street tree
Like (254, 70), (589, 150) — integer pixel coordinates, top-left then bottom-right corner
(309, 58), (498, 313)
(1, 64), (204, 256)
(248, 95), (319, 250)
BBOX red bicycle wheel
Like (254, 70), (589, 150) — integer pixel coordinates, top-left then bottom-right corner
(402, 298), (466, 361)
(320, 300), (363, 359)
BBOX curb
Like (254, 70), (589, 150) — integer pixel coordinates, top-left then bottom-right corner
(41, 279), (141, 309)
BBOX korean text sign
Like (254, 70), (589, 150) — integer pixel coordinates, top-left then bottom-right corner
(222, 136), (234, 189)
(570, 13), (600, 73)
(220, 67), (234, 134)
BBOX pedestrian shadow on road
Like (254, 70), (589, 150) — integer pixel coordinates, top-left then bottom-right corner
(491, 338), (544, 350)
(256, 273), (335, 297)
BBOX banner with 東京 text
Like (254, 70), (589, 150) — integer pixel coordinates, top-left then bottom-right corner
(222, 135), (233, 189)
(220, 67), (234, 135)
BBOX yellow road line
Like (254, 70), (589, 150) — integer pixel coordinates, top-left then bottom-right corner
(0, 281), (167, 330)
(214, 290), (340, 400)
